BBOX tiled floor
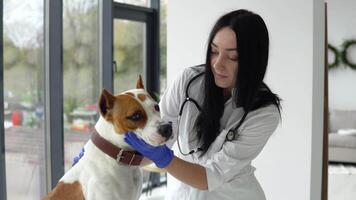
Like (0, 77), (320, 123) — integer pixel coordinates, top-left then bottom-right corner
(328, 163), (356, 200)
(139, 164), (356, 200)
(139, 185), (166, 200)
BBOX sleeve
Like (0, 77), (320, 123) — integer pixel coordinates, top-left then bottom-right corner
(159, 68), (190, 148)
(204, 105), (280, 191)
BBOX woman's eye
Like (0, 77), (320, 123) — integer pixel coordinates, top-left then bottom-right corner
(229, 57), (238, 61)
(210, 51), (218, 55)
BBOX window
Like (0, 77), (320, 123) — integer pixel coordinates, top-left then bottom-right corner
(62, 0), (100, 172)
(159, 0), (167, 94)
(112, 0), (161, 98)
(113, 19), (145, 94)
(3, 0), (46, 199)
(0, 0), (164, 199)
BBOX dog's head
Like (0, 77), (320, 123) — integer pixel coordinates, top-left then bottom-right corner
(98, 76), (172, 146)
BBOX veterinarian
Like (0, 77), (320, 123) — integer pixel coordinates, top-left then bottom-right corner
(73, 9), (281, 199)
(124, 9), (282, 200)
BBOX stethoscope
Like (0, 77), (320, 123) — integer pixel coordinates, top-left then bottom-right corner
(176, 71), (248, 156)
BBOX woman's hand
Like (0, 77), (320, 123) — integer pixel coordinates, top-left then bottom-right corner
(124, 132), (174, 168)
(125, 132), (208, 190)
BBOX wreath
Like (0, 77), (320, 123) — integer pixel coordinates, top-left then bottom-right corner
(328, 44), (339, 69)
(341, 39), (356, 70)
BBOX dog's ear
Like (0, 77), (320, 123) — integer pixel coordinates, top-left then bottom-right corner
(98, 89), (115, 121)
(136, 75), (145, 89)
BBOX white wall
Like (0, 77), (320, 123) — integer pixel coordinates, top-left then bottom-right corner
(326, 0), (356, 110)
(167, 0), (325, 200)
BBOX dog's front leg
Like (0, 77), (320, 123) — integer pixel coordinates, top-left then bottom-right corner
(86, 178), (118, 200)
(86, 178), (99, 200)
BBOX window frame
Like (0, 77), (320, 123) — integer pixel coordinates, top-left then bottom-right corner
(0, 0), (7, 199)
(44, 0), (64, 192)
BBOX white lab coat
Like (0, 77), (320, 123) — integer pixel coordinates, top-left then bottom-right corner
(159, 65), (280, 200)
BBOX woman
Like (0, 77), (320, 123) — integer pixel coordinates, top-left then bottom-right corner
(103, 9), (280, 200)
(125, 9), (281, 200)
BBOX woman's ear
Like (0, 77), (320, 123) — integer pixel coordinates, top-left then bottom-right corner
(98, 89), (115, 121)
(136, 75), (145, 89)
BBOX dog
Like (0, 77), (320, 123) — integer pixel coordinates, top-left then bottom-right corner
(43, 76), (172, 200)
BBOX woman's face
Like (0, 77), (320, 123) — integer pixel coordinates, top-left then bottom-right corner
(210, 27), (238, 89)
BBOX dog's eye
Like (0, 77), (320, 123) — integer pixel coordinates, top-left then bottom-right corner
(128, 112), (142, 121)
(154, 104), (160, 112)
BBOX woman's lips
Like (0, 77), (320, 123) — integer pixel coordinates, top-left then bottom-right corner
(214, 72), (228, 79)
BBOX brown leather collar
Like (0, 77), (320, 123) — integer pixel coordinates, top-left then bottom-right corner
(91, 129), (143, 166)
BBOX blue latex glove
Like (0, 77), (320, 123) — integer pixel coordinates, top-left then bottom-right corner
(124, 132), (174, 168)
(72, 147), (85, 166)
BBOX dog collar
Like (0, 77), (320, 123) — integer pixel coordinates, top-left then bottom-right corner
(91, 129), (143, 166)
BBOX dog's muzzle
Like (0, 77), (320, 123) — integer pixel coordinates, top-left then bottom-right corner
(157, 121), (173, 140)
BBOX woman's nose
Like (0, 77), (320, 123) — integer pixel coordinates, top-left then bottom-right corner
(213, 56), (225, 71)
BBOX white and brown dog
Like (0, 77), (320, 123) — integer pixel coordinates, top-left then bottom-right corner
(43, 77), (172, 200)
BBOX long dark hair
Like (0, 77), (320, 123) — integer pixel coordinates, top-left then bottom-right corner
(194, 9), (281, 156)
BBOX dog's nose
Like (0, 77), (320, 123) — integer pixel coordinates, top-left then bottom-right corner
(157, 121), (172, 140)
